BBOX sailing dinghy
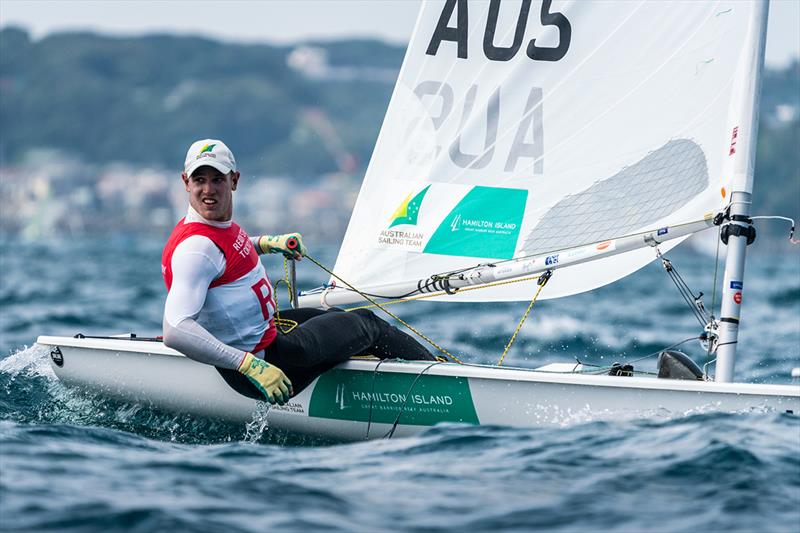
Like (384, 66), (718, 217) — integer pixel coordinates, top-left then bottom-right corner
(38, 0), (799, 440)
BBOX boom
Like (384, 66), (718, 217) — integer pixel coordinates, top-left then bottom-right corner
(298, 217), (715, 309)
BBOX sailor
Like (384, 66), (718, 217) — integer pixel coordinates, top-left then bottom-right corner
(162, 139), (435, 405)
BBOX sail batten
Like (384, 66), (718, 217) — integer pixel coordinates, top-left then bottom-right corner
(320, 0), (764, 306)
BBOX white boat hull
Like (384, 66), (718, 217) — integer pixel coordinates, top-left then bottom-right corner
(37, 336), (800, 441)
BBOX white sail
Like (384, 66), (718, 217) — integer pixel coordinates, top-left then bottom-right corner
(330, 0), (765, 303)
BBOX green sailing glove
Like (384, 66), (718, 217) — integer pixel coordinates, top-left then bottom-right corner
(256, 233), (308, 259)
(237, 352), (293, 405)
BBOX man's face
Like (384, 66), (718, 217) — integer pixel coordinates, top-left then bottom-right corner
(182, 166), (240, 222)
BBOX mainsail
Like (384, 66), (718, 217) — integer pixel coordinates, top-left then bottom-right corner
(317, 0), (766, 305)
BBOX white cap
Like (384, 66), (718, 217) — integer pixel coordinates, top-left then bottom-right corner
(183, 139), (237, 176)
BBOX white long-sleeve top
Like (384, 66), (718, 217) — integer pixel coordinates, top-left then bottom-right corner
(162, 207), (274, 370)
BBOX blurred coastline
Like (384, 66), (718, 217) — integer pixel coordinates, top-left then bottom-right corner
(0, 155), (361, 242)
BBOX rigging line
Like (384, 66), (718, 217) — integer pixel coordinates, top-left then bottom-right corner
(271, 258), (299, 334)
(656, 249), (709, 327)
(751, 215), (799, 244)
(282, 256), (294, 304)
(715, 340), (737, 348)
(672, 271), (709, 325)
(710, 224), (722, 314)
(573, 336), (701, 376)
(496, 270), (553, 367)
(383, 361), (443, 440)
(345, 274), (545, 312)
(623, 336), (701, 365)
(365, 359), (387, 440)
(430, 264), (481, 280)
(702, 358), (717, 379)
(707, 223), (723, 367)
(665, 265), (707, 326)
(332, 286), (427, 300)
(584, 368), (661, 377)
(304, 254), (463, 364)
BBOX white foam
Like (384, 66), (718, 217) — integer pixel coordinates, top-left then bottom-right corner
(0, 344), (56, 379)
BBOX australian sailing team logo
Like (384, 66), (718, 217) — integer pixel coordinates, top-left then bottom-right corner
(389, 185), (430, 228)
(379, 185), (431, 250)
(193, 142), (218, 162)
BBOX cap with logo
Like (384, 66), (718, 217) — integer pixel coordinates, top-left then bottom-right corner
(184, 139), (237, 177)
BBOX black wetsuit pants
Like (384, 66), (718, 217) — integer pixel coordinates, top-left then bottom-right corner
(261, 308), (436, 392)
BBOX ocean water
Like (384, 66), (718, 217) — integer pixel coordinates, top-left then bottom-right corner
(1, 238), (799, 532)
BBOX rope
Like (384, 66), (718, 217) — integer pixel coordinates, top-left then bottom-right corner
(274, 318), (298, 334)
(271, 257), (299, 334)
(656, 248), (709, 327)
(365, 359), (386, 439)
(282, 256), (294, 304)
(345, 274), (545, 311)
(496, 270), (552, 366)
(384, 361), (443, 439)
(304, 254), (463, 364)
(706, 224), (723, 371)
(623, 336), (700, 365)
(750, 215), (799, 244)
(710, 225), (722, 315)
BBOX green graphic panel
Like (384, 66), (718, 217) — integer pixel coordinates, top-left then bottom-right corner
(424, 186), (527, 259)
(308, 368), (479, 426)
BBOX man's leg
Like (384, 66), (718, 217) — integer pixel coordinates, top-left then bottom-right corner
(263, 309), (376, 391)
(348, 309), (437, 361)
(262, 308), (435, 392)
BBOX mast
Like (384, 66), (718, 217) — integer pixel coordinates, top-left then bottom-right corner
(715, 0), (769, 383)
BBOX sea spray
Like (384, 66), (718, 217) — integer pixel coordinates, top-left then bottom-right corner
(0, 344), (54, 379)
(0, 345), (248, 444)
(244, 402), (271, 442)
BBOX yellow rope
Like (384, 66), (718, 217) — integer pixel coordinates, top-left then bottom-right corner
(496, 271), (552, 366)
(304, 254), (464, 364)
(271, 257), (299, 334)
(302, 255), (552, 367)
(274, 317), (298, 334)
(282, 256), (294, 304)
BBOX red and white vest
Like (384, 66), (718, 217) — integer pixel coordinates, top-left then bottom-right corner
(162, 219), (277, 353)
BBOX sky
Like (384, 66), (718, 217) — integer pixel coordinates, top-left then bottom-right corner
(1, 0), (798, 67)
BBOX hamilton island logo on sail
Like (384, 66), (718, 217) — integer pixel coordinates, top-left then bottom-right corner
(379, 185), (431, 249)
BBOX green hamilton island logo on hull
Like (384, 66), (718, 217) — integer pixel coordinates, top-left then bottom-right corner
(424, 186), (527, 259)
(308, 368), (479, 426)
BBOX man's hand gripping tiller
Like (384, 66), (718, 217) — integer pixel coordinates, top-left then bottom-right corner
(257, 233), (308, 260)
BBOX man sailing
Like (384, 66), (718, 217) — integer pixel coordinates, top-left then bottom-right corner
(162, 140), (435, 405)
